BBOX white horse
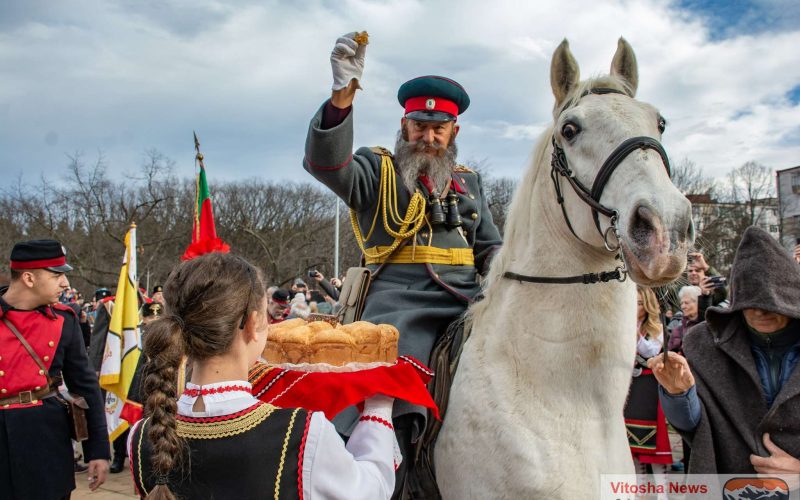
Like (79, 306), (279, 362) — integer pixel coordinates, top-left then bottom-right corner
(435, 38), (693, 499)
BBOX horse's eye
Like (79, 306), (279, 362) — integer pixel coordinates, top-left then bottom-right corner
(658, 116), (667, 134)
(561, 122), (580, 141)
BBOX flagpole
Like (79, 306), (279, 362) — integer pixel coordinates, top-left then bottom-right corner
(334, 198), (340, 279)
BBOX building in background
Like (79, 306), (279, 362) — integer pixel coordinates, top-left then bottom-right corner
(686, 193), (779, 275)
(777, 166), (800, 252)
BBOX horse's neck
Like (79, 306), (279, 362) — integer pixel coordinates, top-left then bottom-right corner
(473, 163), (636, 380)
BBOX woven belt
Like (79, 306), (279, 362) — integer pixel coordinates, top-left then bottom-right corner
(364, 245), (475, 266)
(0, 387), (58, 407)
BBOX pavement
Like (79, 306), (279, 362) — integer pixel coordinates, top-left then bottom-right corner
(73, 463), (137, 499)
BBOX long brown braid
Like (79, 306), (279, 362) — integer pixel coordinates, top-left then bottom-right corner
(141, 253), (265, 499)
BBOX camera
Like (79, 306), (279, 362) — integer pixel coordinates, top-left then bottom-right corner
(308, 270), (319, 278)
(707, 276), (727, 289)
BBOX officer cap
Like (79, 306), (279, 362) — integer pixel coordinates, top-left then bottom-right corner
(152, 285), (163, 294)
(397, 75), (470, 123)
(94, 288), (112, 301)
(142, 302), (163, 318)
(272, 289), (291, 305)
(10, 239), (73, 273)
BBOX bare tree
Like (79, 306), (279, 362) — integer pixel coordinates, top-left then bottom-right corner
(671, 157), (716, 196)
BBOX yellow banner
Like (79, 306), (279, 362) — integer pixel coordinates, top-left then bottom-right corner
(99, 224), (142, 440)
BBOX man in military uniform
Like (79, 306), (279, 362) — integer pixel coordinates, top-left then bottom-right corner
(303, 33), (502, 495)
(0, 240), (110, 498)
(151, 284), (164, 304)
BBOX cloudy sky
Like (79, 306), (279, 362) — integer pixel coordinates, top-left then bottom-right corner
(0, 0), (798, 188)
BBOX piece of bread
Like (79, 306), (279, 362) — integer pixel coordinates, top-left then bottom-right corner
(262, 340), (286, 364)
(276, 326), (311, 364)
(378, 324), (400, 362)
(309, 328), (355, 366)
(354, 31), (369, 46)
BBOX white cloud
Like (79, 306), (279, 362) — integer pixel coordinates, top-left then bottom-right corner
(0, 0), (798, 187)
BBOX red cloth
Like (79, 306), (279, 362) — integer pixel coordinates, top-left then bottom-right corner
(181, 237), (230, 261)
(249, 356), (439, 421)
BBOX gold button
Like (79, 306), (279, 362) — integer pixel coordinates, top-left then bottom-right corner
(0, 371), (4, 376)
(3, 404), (8, 408)
(420, 232), (428, 239)
(38, 369), (45, 376)
(35, 386), (41, 391)
(0, 389), (6, 394)
(471, 213), (478, 220)
(43, 356), (50, 361)
(0, 355), (3, 361)
(31, 399), (38, 404)
(48, 341), (55, 347)
(469, 194), (475, 200)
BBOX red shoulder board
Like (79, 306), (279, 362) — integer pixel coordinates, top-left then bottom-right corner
(101, 296), (116, 304)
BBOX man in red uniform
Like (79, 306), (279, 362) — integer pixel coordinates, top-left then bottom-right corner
(0, 240), (110, 499)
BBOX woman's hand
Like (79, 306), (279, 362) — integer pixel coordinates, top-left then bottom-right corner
(647, 351), (695, 395)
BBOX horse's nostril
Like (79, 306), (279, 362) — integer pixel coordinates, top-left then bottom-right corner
(630, 205), (655, 244)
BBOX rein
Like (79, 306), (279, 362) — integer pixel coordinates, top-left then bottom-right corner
(504, 87), (671, 286)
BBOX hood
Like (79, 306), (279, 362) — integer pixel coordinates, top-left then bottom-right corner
(706, 226), (800, 333)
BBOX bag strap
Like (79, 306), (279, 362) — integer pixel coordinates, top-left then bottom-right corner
(2, 317), (55, 386)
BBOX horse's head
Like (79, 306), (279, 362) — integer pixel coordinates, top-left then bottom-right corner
(549, 38), (693, 286)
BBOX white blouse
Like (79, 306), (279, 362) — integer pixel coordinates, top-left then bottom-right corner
(153, 380), (399, 499)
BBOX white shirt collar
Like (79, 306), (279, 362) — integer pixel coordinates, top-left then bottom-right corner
(177, 380), (257, 418)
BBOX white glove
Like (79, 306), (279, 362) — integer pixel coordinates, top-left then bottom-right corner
(330, 32), (367, 91)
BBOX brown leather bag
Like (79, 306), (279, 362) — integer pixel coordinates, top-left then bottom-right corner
(336, 267), (372, 325)
(2, 318), (90, 441)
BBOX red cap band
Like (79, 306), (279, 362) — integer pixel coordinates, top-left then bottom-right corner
(10, 256), (67, 270)
(404, 96), (459, 118)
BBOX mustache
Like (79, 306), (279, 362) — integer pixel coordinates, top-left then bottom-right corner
(408, 140), (446, 153)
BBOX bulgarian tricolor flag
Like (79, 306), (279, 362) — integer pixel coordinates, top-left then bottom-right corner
(100, 223), (143, 440)
(181, 132), (230, 260)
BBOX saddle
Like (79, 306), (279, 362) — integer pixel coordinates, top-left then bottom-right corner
(398, 315), (472, 500)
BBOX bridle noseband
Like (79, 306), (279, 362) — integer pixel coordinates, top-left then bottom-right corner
(504, 87), (672, 286)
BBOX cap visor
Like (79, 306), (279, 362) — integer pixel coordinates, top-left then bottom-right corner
(45, 264), (73, 273)
(405, 110), (456, 122)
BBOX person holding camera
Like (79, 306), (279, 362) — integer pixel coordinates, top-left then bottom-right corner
(649, 227), (800, 475)
(309, 270), (340, 302)
(687, 251), (728, 319)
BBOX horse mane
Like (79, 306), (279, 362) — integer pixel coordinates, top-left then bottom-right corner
(470, 74), (633, 321)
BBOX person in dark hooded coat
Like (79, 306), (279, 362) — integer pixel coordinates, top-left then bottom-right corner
(649, 226), (800, 475)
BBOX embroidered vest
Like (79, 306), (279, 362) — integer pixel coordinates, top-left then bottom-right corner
(131, 402), (309, 500)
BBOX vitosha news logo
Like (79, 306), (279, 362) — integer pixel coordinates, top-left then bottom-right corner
(723, 478), (789, 499)
(608, 480), (708, 496)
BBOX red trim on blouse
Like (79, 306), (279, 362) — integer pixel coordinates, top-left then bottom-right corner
(176, 402), (264, 424)
(358, 415), (394, 431)
(182, 384), (251, 398)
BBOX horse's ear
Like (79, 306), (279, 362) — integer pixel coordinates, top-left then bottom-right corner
(550, 39), (580, 107)
(610, 37), (638, 97)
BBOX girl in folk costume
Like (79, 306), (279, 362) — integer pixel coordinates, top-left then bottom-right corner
(624, 287), (672, 488)
(129, 253), (398, 500)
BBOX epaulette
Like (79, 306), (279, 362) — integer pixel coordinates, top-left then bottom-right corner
(370, 146), (393, 157)
(53, 302), (78, 318)
(454, 165), (474, 173)
(101, 296), (115, 304)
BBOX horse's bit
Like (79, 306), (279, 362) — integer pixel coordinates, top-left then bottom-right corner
(504, 87), (671, 286)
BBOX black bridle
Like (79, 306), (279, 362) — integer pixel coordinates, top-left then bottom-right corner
(504, 87), (672, 285)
